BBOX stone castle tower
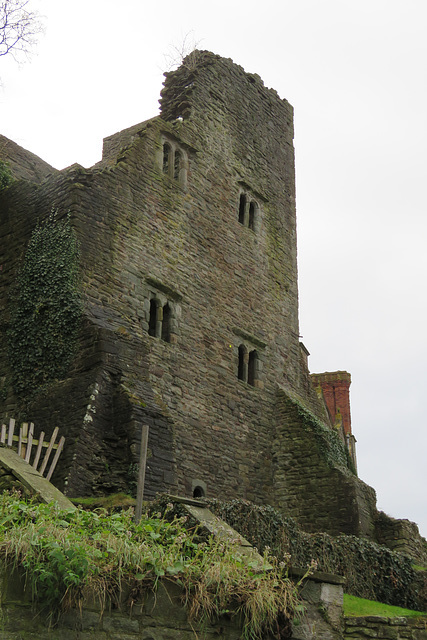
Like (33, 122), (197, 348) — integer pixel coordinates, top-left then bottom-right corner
(0, 52), (381, 538)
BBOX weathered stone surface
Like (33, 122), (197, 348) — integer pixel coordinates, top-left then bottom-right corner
(181, 499), (272, 569)
(0, 572), (242, 639)
(375, 513), (427, 565)
(0, 52), (328, 514)
(1, 50), (422, 554)
(0, 556), (347, 640)
(0, 446), (76, 510)
(344, 617), (427, 640)
(293, 601), (343, 640)
(0, 134), (57, 183)
(273, 387), (377, 536)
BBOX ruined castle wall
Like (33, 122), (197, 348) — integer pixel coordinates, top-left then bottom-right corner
(0, 134), (56, 183)
(23, 53), (306, 501)
(0, 172), (112, 492)
(0, 146), (182, 497)
(0, 174), (70, 412)
(375, 512), (427, 565)
(76, 53), (302, 501)
(0, 52), (380, 535)
(273, 388), (377, 536)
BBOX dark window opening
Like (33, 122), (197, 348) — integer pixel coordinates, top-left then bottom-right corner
(239, 194), (246, 224)
(238, 344), (246, 380)
(148, 299), (157, 337)
(174, 150), (182, 180)
(248, 201), (256, 230)
(162, 143), (171, 174)
(193, 485), (205, 498)
(161, 303), (171, 343)
(248, 350), (257, 386)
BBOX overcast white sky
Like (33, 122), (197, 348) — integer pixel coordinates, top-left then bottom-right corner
(1, 0), (426, 539)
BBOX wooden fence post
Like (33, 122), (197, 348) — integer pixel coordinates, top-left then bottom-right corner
(25, 423), (34, 463)
(7, 418), (15, 447)
(134, 424), (149, 524)
(0, 418), (65, 481)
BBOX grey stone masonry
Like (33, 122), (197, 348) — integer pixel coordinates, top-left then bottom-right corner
(0, 552), (348, 640)
(0, 52), (313, 508)
(344, 616), (427, 640)
(3, 50), (422, 550)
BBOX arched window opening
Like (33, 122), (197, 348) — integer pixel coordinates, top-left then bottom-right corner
(148, 299), (158, 337)
(174, 150), (182, 181)
(248, 201), (256, 230)
(248, 350), (258, 386)
(193, 485), (205, 498)
(161, 303), (171, 343)
(162, 143), (171, 174)
(238, 344), (246, 380)
(239, 193), (246, 224)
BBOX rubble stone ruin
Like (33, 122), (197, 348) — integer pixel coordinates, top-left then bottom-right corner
(0, 51), (424, 556)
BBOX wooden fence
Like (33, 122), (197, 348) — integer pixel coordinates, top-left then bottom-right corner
(0, 418), (65, 482)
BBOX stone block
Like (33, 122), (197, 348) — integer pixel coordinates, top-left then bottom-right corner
(102, 612), (139, 634)
(377, 626), (400, 639)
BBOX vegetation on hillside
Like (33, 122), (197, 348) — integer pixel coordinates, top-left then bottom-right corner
(0, 492), (308, 638)
(205, 498), (427, 612)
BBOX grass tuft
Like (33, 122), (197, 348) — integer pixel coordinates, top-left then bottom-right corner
(0, 492), (308, 638)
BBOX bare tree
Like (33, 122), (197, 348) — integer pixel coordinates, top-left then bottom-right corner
(0, 0), (43, 62)
(163, 32), (203, 72)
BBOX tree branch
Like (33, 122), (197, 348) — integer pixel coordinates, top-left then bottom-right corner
(0, 0), (43, 61)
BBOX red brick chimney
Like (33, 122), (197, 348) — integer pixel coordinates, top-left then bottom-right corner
(310, 371), (352, 435)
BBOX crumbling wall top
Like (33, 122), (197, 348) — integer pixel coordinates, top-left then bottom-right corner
(0, 134), (57, 183)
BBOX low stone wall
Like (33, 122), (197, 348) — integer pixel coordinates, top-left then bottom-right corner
(344, 616), (427, 640)
(0, 560), (345, 639)
(3, 581), (427, 640)
(0, 580), (242, 640)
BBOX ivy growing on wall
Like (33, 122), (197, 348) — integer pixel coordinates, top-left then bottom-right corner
(205, 498), (427, 612)
(285, 392), (355, 473)
(8, 210), (81, 397)
(0, 160), (13, 190)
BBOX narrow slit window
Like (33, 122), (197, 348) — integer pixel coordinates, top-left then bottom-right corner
(161, 303), (171, 343)
(248, 201), (256, 230)
(238, 344), (246, 380)
(148, 299), (157, 337)
(174, 150), (182, 181)
(239, 194), (246, 224)
(248, 350), (258, 386)
(162, 143), (171, 174)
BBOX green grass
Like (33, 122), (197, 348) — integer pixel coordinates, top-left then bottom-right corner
(344, 594), (427, 618)
(71, 492), (136, 510)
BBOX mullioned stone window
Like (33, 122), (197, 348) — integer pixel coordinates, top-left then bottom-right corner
(147, 297), (172, 342)
(238, 190), (260, 232)
(143, 279), (182, 344)
(237, 344), (259, 387)
(159, 136), (188, 188)
(233, 328), (266, 389)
